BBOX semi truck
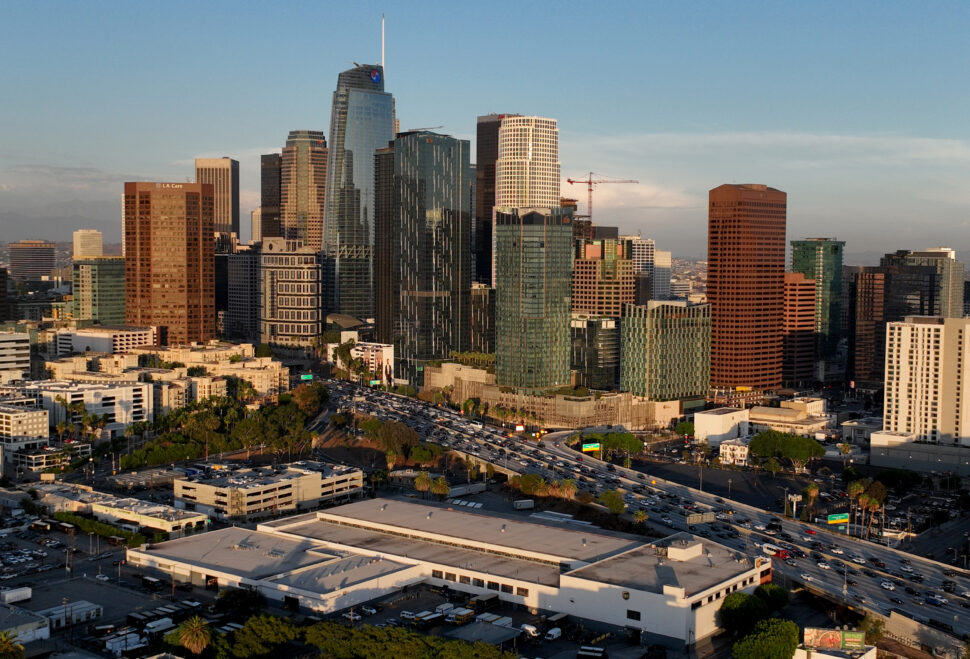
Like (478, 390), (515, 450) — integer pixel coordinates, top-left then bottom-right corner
(513, 499), (535, 510)
(469, 593), (498, 612)
(0, 587), (31, 604)
(761, 544), (790, 559)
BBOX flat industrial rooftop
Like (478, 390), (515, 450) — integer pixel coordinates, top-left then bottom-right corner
(314, 498), (640, 563)
(131, 527), (331, 579)
(273, 515), (562, 586)
(568, 532), (758, 596)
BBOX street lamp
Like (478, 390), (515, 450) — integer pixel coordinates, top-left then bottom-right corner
(728, 478), (732, 499)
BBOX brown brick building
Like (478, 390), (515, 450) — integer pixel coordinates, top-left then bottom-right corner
(124, 182), (215, 345)
(571, 240), (634, 316)
(783, 272), (817, 385)
(707, 184), (787, 390)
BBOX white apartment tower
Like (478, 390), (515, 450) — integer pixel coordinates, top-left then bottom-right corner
(495, 116), (560, 208)
(620, 235), (656, 275)
(884, 316), (970, 444)
(195, 157), (240, 238)
(73, 229), (103, 258)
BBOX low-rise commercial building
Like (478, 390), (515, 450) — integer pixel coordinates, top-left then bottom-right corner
(32, 483), (207, 534)
(174, 463), (364, 521)
(54, 326), (156, 356)
(0, 332), (30, 379)
(0, 606), (50, 644)
(841, 417), (883, 445)
(10, 442), (92, 473)
(693, 408), (749, 446)
(748, 406), (829, 437)
(0, 380), (151, 438)
(128, 498), (771, 650)
(132, 343), (288, 398)
(718, 438), (750, 466)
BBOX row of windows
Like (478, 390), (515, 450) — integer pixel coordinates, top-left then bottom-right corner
(430, 569), (529, 597)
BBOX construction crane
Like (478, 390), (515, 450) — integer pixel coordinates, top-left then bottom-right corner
(566, 172), (639, 224)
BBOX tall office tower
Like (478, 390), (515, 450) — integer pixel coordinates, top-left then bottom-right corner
(634, 273), (653, 305)
(571, 239), (634, 316)
(258, 238), (323, 349)
(7, 241), (55, 281)
(123, 182), (215, 345)
(0, 268), (7, 321)
(782, 272), (817, 386)
(474, 114), (511, 284)
(492, 115), (560, 288)
(250, 209), (263, 243)
(884, 316), (970, 444)
(195, 158), (240, 240)
(620, 235), (656, 275)
(72, 229), (103, 258)
(707, 184), (787, 390)
(570, 315), (620, 390)
(324, 64), (394, 319)
(279, 131), (328, 250)
(494, 208), (572, 390)
(259, 153), (283, 239)
(843, 263), (939, 383)
(225, 245), (260, 341)
(621, 301), (711, 402)
(373, 132), (472, 385)
(72, 257), (125, 325)
(495, 116), (560, 208)
(470, 283), (495, 354)
(790, 237), (844, 358)
(881, 247), (964, 318)
(652, 250), (672, 300)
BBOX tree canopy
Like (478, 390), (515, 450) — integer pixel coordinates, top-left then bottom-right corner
(749, 430), (824, 473)
(754, 583), (789, 612)
(731, 619), (799, 659)
(597, 489), (626, 515)
(719, 592), (768, 636)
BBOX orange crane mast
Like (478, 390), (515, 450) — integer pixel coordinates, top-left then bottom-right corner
(566, 172), (638, 224)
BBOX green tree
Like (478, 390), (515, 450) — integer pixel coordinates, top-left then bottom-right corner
(675, 421), (694, 437)
(414, 471), (432, 497)
(431, 476), (451, 499)
(255, 343), (273, 358)
(230, 615), (297, 658)
(215, 588), (266, 615)
(0, 631), (24, 659)
(719, 592), (768, 636)
(291, 381), (329, 417)
(175, 616), (211, 655)
(858, 614), (885, 644)
(597, 489), (626, 515)
(764, 457), (782, 476)
(633, 509), (648, 525)
(753, 583), (789, 612)
(577, 490), (594, 505)
(731, 619), (799, 659)
(749, 430), (825, 474)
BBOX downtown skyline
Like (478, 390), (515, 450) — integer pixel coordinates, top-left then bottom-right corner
(2, 1), (970, 258)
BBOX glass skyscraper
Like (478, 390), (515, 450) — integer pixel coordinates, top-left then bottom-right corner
(374, 131), (473, 385)
(790, 237), (844, 358)
(324, 64), (394, 319)
(494, 207), (573, 391)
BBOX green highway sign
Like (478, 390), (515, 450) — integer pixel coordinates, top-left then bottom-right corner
(827, 513), (849, 525)
(300, 374), (313, 381)
(581, 443), (601, 452)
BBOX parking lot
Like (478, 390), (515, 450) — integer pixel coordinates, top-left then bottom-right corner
(329, 584), (650, 659)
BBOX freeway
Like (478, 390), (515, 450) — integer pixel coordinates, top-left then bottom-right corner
(328, 382), (970, 643)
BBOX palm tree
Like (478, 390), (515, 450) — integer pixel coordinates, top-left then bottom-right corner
(633, 509), (648, 525)
(0, 631), (24, 659)
(430, 477), (451, 499)
(866, 497), (882, 540)
(414, 471), (431, 498)
(176, 616), (211, 655)
(558, 478), (577, 501)
(803, 483), (819, 519)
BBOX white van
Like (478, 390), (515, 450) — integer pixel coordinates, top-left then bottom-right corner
(544, 627), (562, 641)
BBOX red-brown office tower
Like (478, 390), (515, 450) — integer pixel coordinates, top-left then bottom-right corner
(708, 184), (787, 390)
(783, 272), (817, 385)
(124, 182), (215, 345)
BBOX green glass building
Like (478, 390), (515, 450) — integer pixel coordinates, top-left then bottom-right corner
(790, 238), (844, 358)
(621, 301), (710, 401)
(72, 257), (125, 325)
(494, 207), (573, 391)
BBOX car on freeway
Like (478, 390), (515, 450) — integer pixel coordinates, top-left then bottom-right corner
(863, 569), (877, 578)
(800, 573), (814, 582)
(804, 528), (816, 535)
(851, 555), (866, 565)
(900, 564), (914, 573)
(817, 562), (831, 570)
(881, 581), (896, 591)
(830, 546), (844, 554)
(96, 574), (110, 582)
(785, 559), (798, 567)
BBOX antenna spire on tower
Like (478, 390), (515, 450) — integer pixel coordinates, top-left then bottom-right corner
(381, 14), (385, 68)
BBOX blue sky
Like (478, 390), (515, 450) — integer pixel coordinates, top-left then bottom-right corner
(2, 0), (969, 259)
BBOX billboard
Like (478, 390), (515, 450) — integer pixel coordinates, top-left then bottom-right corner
(581, 443), (601, 452)
(827, 513), (849, 525)
(804, 628), (866, 650)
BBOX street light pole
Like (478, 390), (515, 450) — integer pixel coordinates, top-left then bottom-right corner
(728, 478), (732, 499)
